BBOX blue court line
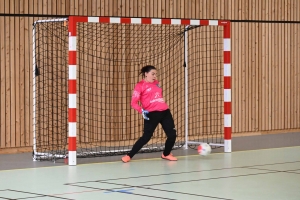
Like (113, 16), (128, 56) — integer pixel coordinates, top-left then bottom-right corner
(104, 188), (134, 194)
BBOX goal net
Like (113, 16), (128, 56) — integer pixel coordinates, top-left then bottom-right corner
(33, 17), (231, 164)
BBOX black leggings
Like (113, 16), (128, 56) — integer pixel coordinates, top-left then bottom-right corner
(128, 109), (177, 158)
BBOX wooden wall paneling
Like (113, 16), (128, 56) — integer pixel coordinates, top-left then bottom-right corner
(23, 7), (30, 147)
(289, 24), (295, 128)
(65, 0), (70, 15)
(295, 2), (299, 124)
(19, 3), (25, 147)
(267, 15), (272, 131)
(268, 22), (273, 131)
(262, 22), (268, 131)
(84, 0), (89, 15)
(10, 2), (17, 146)
(275, 23), (280, 130)
(0, 16), (3, 148)
(59, 0), (66, 15)
(72, 0), (79, 16)
(77, 0), (82, 15)
(280, 23), (285, 129)
(226, 0), (231, 19)
(0, 1), (4, 13)
(192, 0), (197, 19)
(248, 22), (253, 132)
(219, 0), (225, 19)
(99, 0), (105, 16)
(38, 0), (44, 16)
(174, 0), (180, 19)
(29, 17), (34, 147)
(14, 16), (21, 147)
(2, 0), (300, 151)
(294, 24), (298, 128)
(32, 0), (38, 15)
(178, 0), (183, 19)
(279, 23), (284, 129)
(246, 23), (251, 131)
(86, 0), (92, 16)
(0, 16), (5, 148)
(141, 0), (147, 17)
(296, 24), (300, 128)
(295, 24), (300, 128)
(239, 22), (245, 132)
(258, 22), (264, 131)
(4, 2), (11, 148)
(270, 22), (275, 130)
(254, 23), (259, 132)
(168, 0), (173, 18)
(231, 23), (237, 133)
(292, 23), (296, 128)
(69, 0), (75, 15)
(284, 23), (290, 129)
(153, 0), (160, 18)
(52, 0), (57, 15)
(161, 0), (166, 18)
(264, 2), (270, 131)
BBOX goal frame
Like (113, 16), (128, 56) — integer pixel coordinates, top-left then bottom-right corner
(66, 16), (231, 166)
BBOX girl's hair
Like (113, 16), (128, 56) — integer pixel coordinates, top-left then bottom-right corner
(139, 65), (156, 78)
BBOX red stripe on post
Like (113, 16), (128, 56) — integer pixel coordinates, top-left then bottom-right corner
(223, 22), (231, 39)
(99, 17), (110, 23)
(224, 76), (231, 89)
(121, 18), (131, 24)
(224, 102), (231, 114)
(69, 80), (76, 94)
(69, 51), (76, 65)
(162, 19), (171, 24)
(181, 19), (190, 25)
(224, 51), (230, 64)
(200, 20), (209, 26)
(141, 18), (151, 24)
(224, 127), (232, 139)
(69, 108), (76, 122)
(68, 137), (76, 151)
(68, 17), (77, 36)
(75, 16), (88, 23)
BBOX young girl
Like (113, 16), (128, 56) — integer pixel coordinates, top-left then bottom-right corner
(122, 65), (177, 163)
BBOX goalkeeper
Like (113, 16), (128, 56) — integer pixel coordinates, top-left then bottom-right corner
(122, 65), (177, 163)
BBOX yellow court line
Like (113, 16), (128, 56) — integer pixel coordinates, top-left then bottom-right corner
(0, 145), (299, 172)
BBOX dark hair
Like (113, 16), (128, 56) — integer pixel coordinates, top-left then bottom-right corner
(140, 65), (156, 78)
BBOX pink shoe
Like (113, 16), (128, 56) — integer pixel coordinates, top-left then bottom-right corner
(122, 155), (131, 163)
(161, 153), (177, 161)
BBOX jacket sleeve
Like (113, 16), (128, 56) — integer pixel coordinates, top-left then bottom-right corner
(131, 83), (143, 113)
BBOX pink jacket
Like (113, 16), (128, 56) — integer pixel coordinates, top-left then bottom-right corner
(131, 80), (169, 113)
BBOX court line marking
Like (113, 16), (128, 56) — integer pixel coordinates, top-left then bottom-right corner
(0, 146), (299, 172)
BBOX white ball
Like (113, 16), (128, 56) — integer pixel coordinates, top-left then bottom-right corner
(197, 143), (211, 156)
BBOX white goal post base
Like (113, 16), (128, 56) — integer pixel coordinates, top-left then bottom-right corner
(184, 139), (232, 153)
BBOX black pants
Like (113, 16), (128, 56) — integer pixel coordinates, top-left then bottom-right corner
(128, 109), (177, 158)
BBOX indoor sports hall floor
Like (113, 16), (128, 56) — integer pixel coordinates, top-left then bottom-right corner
(0, 132), (299, 200)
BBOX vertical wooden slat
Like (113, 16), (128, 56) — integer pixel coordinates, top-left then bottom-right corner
(0, 15), (6, 148)
(5, 3), (11, 148)
(19, 0), (25, 147)
(14, 16), (20, 147)
(10, 0), (16, 148)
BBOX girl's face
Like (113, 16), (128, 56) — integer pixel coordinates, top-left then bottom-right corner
(145, 69), (157, 83)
